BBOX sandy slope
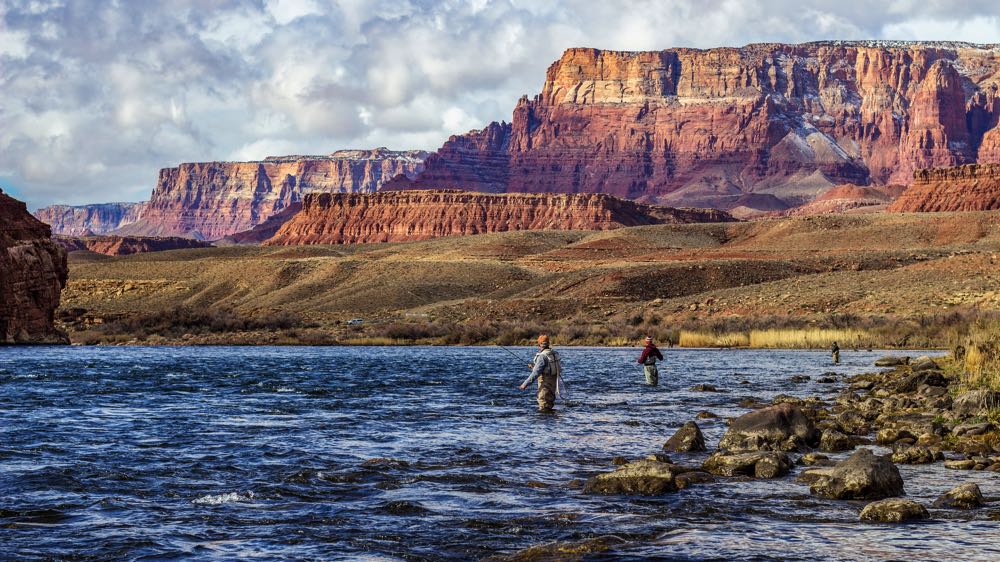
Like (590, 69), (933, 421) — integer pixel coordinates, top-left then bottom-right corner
(61, 212), (1000, 343)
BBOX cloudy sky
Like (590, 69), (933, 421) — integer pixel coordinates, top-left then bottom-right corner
(2, 0), (999, 209)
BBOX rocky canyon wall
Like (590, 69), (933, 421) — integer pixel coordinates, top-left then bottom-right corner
(1, 189), (68, 344)
(889, 163), (1000, 212)
(34, 202), (146, 236)
(391, 41), (1000, 211)
(56, 235), (213, 256)
(263, 190), (734, 246)
(111, 148), (428, 240)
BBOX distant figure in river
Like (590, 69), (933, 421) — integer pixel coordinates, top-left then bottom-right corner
(831, 341), (840, 364)
(519, 335), (562, 412)
(637, 336), (664, 386)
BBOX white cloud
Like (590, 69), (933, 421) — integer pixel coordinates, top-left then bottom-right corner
(2, 0), (999, 209)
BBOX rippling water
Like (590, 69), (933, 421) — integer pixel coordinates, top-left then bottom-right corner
(1, 346), (997, 561)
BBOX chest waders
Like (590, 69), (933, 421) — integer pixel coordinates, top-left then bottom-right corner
(535, 349), (563, 411)
(643, 352), (659, 386)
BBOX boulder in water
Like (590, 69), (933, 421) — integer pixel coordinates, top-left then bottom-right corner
(874, 356), (909, 367)
(702, 451), (793, 479)
(718, 403), (819, 452)
(890, 445), (943, 465)
(583, 460), (681, 495)
(819, 429), (861, 452)
(663, 421), (706, 452)
(859, 498), (930, 522)
(809, 448), (904, 500)
(933, 482), (984, 509)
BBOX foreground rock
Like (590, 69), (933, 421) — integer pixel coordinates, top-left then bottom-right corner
(808, 449), (904, 500)
(874, 356), (909, 367)
(933, 483), (985, 509)
(1, 189), (68, 343)
(702, 452), (793, 478)
(663, 421), (706, 452)
(583, 460), (684, 495)
(719, 403), (819, 452)
(859, 498), (930, 522)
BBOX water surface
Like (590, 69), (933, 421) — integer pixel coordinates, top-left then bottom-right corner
(1, 346), (996, 560)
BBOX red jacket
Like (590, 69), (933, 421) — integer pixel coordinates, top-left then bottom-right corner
(638, 344), (663, 365)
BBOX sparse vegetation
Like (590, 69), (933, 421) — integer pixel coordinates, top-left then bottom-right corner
(962, 320), (1000, 390)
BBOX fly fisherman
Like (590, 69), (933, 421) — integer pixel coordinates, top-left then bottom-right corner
(519, 335), (562, 412)
(637, 336), (664, 386)
(831, 341), (840, 365)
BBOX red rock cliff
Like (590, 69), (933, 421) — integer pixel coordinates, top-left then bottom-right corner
(392, 42), (1000, 210)
(56, 235), (213, 256)
(1, 189), (68, 344)
(33, 202), (146, 236)
(263, 190), (734, 246)
(888, 163), (1000, 212)
(116, 148), (428, 240)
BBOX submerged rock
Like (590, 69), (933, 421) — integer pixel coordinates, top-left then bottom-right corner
(933, 483), (984, 509)
(808, 448), (904, 500)
(664, 421), (707, 452)
(859, 498), (930, 522)
(799, 452), (833, 466)
(719, 403), (819, 452)
(944, 459), (977, 470)
(690, 383), (720, 392)
(583, 460), (681, 495)
(675, 471), (716, 489)
(702, 451), (793, 479)
(495, 535), (627, 561)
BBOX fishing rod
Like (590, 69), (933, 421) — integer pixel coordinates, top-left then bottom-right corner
(398, 285), (530, 361)
(398, 284), (571, 401)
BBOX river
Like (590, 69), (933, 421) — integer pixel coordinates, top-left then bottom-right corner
(1, 346), (996, 560)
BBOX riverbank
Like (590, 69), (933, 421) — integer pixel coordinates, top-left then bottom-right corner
(57, 214), (1000, 347)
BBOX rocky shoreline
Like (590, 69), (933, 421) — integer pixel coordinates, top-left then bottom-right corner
(503, 354), (1000, 560)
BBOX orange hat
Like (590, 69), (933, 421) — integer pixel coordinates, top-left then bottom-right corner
(537, 334), (550, 346)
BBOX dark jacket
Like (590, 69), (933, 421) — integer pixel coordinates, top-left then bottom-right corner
(638, 344), (663, 365)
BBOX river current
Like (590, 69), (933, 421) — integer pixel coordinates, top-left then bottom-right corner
(1, 346), (997, 561)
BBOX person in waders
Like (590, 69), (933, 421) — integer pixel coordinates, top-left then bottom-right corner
(637, 336), (664, 386)
(519, 335), (561, 412)
(831, 341), (840, 365)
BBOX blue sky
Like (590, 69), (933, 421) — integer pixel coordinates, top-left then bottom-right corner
(2, 0), (999, 210)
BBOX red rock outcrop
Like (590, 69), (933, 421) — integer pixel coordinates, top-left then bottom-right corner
(116, 148), (428, 240)
(889, 164), (1000, 212)
(56, 235), (212, 256)
(33, 202), (146, 236)
(390, 42), (1000, 209)
(784, 184), (906, 216)
(1, 189), (68, 344)
(263, 190), (734, 246)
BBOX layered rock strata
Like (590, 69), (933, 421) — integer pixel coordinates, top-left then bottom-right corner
(116, 148), (428, 240)
(889, 163), (1000, 212)
(1, 189), (68, 343)
(56, 235), (212, 256)
(34, 202), (146, 236)
(263, 190), (734, 246)
(391, 42), (1000, 211)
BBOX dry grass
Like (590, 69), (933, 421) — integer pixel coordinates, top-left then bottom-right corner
(963, 321), (1000, 390)
(679, 331), (750, 348)
(749, 328), (870, 349)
